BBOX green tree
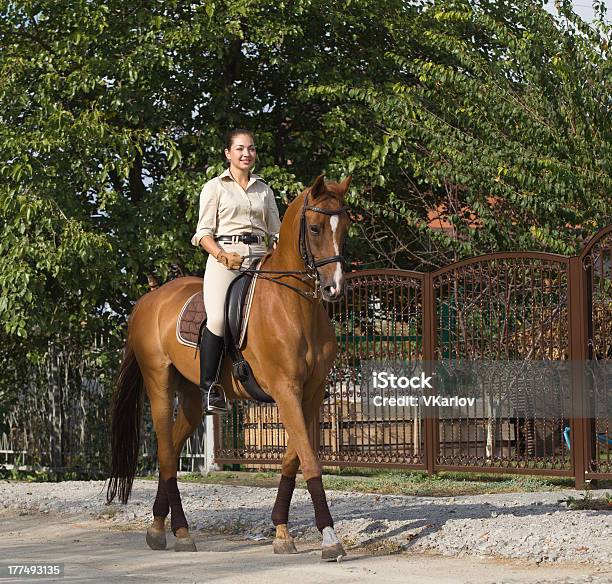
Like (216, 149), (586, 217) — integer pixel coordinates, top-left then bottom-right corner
(0, 0), (410, 469)
(309, 0), (611, 268)
(0, 0), (609, 471)
(0, 0), (410, 339)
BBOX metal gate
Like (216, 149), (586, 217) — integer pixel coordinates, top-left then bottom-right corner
(215, 226), (612, 487)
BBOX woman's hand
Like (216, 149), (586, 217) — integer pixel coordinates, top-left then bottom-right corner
(216, 250), (244, 270)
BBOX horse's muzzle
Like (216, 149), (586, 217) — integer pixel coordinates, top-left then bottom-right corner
(321, 284), (343, 302)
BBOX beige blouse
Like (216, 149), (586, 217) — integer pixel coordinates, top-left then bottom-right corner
(191, 168), (282, 247)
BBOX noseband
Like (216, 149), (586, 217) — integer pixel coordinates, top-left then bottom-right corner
(299, 192), (349, 275)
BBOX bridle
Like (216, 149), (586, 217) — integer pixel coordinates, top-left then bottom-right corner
(239, 191), (349, 301)
(299, 191), (349, 275)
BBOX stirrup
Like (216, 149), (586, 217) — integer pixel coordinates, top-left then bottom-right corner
(204, 382), (227, 415)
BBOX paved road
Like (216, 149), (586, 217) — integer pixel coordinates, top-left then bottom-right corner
(0, 511), (610, 584)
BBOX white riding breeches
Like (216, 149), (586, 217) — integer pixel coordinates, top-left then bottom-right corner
(203, 241), (267, 336)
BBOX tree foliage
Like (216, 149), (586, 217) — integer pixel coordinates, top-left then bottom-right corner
(0, 1), (609, 462)
(309, 0), (611, 267)
(0, 0), (412, 341)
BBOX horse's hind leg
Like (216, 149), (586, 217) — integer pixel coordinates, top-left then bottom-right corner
(144, 366), (197, 552)
(172, 376), (203, 466)
(170, 376), (203, 551)
(147, 475), (170, 550)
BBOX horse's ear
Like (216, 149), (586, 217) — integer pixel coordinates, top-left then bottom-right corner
(339, 175), (352, 194)
(310, 173), (326, 200)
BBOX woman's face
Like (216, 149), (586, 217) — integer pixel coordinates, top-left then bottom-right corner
(225, 133), (257, 172)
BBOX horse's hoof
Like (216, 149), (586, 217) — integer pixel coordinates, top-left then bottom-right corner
(174, 536), (197, 552)
(321, 543), (346, 562)
(273, 537), (298, 554)
(146, 527), (167, 550)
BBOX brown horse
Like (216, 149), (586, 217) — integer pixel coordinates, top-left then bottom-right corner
(107, 174), (351, 560)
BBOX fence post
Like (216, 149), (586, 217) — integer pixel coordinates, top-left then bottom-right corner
(310, 410), (321, 458)
(582, 257), (596, 478)
(423, 272), (437, 476)
(202, 416), (220, 474)
(568, 256), (588, 489)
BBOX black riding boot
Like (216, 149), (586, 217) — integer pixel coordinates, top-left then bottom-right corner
(199, 327), (227, 414)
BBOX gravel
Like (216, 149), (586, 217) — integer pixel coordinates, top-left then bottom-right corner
(1, 479), (610, 567)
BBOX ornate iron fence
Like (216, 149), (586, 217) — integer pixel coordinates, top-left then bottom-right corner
(581, 225), (612, 479)
(215, 226), (612, 487)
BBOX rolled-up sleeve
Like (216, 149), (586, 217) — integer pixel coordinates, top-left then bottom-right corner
(265, 186), (281, 240)
(191, 179), (219, 246)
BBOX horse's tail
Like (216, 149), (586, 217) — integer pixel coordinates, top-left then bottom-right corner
(106, 337), (143, 504)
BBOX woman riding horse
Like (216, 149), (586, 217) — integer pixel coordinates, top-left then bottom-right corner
(191, 129), (281, 413)
(107, 142), (352, 560)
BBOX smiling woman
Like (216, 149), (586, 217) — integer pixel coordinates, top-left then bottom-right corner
(191, 129), (282, 414)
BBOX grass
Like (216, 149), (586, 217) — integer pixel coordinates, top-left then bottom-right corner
(165, 467), (599, 497)
(5, 466), (609, 498)
(0, 468), (108, 482)
(560, 491), (612, 510)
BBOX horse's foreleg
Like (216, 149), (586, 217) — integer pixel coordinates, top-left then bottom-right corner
(271, 440), (299, 554)
(272, 386), (324, 554)
(272, 382), (323, 554)
(274, 389), (346, 561)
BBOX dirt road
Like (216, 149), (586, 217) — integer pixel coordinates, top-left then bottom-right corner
(0, 511), (610, 584)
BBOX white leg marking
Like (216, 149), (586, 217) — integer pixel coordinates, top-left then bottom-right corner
(322, 526), (340, 546)
(329, 215), (343, 293)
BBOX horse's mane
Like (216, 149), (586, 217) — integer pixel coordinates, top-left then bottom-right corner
(289, 180), (346, 209)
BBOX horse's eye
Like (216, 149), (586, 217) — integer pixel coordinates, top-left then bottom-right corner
(309, 225), (320, 235)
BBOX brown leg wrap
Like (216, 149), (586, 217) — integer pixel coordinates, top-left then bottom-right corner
(306, 476), (333, 532)
(166, 477), (188, 535)
(271, 475), (296, 526)
(152, 476), (169, 518)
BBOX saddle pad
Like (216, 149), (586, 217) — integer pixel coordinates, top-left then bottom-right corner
(175, 276), (258, 349)
(176, 292), (206, 348)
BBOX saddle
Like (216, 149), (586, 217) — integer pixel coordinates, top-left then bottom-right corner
(176, 261), (274, 403)
(223, 259), (274, 403)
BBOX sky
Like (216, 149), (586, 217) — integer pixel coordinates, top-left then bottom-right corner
(544, 0), (611, 22)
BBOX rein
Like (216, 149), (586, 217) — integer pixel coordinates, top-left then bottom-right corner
(238, 192), (349, 301)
